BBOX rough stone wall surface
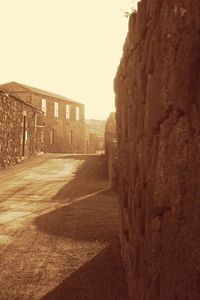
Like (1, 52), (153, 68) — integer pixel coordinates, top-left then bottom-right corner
(105, 112), (117, 157)
(0, 94), (44, 169)
(105, 112), (117, 185)
(114, 1), (200, 299)
(0, 81), (86, 154)
(0, 82), (32, 103)
(106, 141), (117, 189)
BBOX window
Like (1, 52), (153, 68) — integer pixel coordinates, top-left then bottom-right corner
(41, 99), (46, 115)
(66, 104), (70, 119)
(54, 102), (59, 117)
(76, 107), (80, 120)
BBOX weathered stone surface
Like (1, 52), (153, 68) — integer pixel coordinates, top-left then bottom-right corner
(31, 93), (86, 154)
(0, 93), (44, 169)
(105, 112), (117, 187)
(0, 82), (86, 154)
(114, 0), (200, 299)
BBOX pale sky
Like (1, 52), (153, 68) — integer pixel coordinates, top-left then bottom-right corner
(0, 0), (138, 119)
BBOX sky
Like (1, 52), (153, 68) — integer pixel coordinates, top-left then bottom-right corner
(0, 0), (138, 119)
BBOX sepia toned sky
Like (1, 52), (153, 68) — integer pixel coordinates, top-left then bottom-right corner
(0, 0), (138, 119)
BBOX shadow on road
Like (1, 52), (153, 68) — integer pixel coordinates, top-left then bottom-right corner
(52, 155), (108, 202)
(35, 189), (119, 242)
(41, 240), (128, 300)
(35, 154), (128, 299)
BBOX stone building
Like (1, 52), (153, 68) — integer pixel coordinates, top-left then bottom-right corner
(105, 112), (117, 185)
(85, 119), (105, 154)
(0, 90), (44, 169)
(105, 112), (116, 155)
(0, 82), (86, 153)
(114, 1), (200, 299)
(88, 132), (104, 154)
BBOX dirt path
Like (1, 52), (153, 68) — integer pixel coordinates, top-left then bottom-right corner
(0, 154), (127, 300)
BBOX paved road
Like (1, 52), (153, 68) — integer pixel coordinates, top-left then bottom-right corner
(0, 154), (127, 300)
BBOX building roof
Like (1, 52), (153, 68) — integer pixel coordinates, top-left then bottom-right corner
(0, 88), (43, 113)
(10, 81), (82, 105)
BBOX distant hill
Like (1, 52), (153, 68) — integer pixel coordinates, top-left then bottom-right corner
(86, 119), (106, 135)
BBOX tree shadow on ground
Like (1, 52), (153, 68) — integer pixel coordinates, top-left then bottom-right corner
(40, 240), (128, 300)
(51, 155), (108, 202)
(35, 189), (119, 242)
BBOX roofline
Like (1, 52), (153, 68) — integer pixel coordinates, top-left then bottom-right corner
(0, 88), (43, 113)
(10, 81), (32, 93)
(7, 81), (83, 106)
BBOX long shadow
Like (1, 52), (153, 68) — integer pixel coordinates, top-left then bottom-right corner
(41, 240), (128, 300)
(35, 189), (119, 242)
(35, 156), (128, 299)
(51, 155), (108, 202)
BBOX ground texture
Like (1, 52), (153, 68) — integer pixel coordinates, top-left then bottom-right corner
(0, 154), (127, 300)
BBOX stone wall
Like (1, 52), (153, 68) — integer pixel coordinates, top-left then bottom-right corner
(105, 140), (117, 189)
(0, 82), (86, 154)
(0, 93), (44, 169)
(0, 82), (32, 103)
(105, 112), (116, 158)
(105, 112), (117, 187)
(32, 93), (86, 153)
(114, 0), (200, 299)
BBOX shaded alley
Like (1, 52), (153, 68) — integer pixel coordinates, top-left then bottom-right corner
(0, 154), (127, 300)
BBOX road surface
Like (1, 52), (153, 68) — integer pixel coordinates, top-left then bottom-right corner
(0, 154), (127, 300)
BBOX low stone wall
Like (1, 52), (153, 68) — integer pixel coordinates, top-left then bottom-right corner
(105, 141), (117, 189)
(114, 0), (200, 299)
(0, 93), (44, 169)
(105, 112), (117, 188)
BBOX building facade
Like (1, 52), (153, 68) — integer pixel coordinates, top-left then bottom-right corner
(85, 119), (105, 154)
(0, 82), (86, 153)
(0, 90), (44, 169)
(105, 112), (116, 155)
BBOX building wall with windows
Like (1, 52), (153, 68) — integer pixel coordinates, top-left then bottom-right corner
(31, 93), (85, 153)
(0, 91), (44, 169)
(0, 82), (86, 153)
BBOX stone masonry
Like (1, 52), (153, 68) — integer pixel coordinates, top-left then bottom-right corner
(31, 92), (85, 154)
(0, 91), (44, 169)
(114, 0), (200, 299)
(105, 112), (117, 186)
(0, 82), (86, 153)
